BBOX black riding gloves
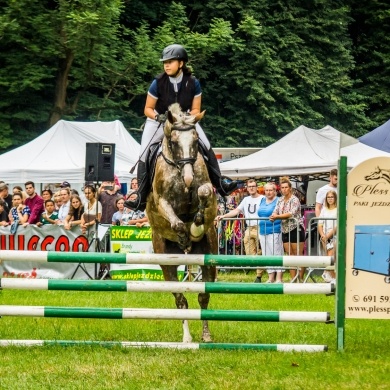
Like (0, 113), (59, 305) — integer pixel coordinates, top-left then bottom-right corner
(155, 113), (167, 123)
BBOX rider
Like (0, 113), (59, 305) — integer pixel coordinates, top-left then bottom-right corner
(125, 44), (238, 211)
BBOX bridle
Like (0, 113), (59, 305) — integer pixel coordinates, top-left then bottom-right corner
(162, 123), (198, 171)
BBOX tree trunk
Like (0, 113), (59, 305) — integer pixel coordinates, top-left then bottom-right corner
(48, 49), (74, 127)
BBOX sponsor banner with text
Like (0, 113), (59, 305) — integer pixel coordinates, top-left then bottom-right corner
(346, 157), (390, 319)
(109, 226), (185, 281)
(0, 225), (94, 279)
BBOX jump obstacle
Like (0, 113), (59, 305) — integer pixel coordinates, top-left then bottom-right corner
(0, 250), (332, 267)
(0, 251), (335, 352)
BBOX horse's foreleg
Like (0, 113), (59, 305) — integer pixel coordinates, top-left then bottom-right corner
(190, 183), (214, 242)
(198, 265), (217, 343)
(157, 198), (192, 252)
(161, 265), (193, 343)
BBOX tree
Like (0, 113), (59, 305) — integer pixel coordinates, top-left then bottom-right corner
(348, 0), (390, 129)
(0, 0), (235, 152)
(186, 0), (371, 145)
(0, 0), (388, 153)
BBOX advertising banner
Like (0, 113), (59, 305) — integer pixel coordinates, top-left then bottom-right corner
(109, 226), (185, 281)
(346, 157), (390, 319)
(0, 225), (95, 279)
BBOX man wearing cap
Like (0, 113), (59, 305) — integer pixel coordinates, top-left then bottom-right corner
(0, 181), (12, 213)
(24, 181), (45, 225)
(60, 181), (71, 189)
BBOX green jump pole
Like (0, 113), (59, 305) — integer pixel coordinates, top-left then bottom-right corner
(336, 156), (347, 351)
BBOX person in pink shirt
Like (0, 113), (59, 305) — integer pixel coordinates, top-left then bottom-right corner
(23, 181), (45, 225)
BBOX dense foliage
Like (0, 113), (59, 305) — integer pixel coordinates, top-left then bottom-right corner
(0, 0), (389, 152)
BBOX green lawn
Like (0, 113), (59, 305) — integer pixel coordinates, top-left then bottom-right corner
(1, 271), (389, 390)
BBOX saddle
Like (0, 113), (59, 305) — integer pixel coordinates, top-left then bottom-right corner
(145, 142), (161, 185)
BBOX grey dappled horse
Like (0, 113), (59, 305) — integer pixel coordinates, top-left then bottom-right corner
(146, 103), (218, 342)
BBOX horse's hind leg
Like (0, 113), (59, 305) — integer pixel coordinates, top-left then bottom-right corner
(198, 265), (217, 342)
(161, 265), (193, 343)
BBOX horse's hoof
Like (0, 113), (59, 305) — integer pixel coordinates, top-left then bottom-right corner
(193, 212), (204, 226)
(202, 333), (212, 343)
(178, 237), (192, 253)
(183, 336), (193, 343)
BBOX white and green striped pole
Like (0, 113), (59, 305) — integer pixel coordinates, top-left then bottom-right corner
(0, 279), (335, 295)
(0, 306), (331, 322)
(0, 339), (327, 352)
(0, 251), (333, 267)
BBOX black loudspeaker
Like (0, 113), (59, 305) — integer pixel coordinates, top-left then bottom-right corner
(85, 143), (115, 182)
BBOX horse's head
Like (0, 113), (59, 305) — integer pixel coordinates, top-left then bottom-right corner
(163, 103), (205, 188)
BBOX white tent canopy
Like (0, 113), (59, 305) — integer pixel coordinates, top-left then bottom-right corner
(220, 125), (390, 179)
(0, 120), (140, 183)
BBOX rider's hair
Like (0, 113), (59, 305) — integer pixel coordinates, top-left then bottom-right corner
(181, 63), (192, 75)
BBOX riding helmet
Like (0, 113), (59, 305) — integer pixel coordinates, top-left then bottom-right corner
(160, 44), (188, 62)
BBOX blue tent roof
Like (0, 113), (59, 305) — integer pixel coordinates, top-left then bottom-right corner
(359, 119), (390, 152)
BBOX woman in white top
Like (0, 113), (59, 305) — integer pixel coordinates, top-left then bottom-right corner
(80, 185), (102, 235)
(318, 190), (337, 282)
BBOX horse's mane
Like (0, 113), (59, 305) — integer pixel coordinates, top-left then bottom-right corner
(168, 103), (196, 127)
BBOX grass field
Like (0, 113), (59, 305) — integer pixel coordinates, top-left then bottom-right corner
(1, 271), (389, 390)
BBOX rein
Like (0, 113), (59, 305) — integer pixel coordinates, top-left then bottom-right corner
(171, 124), (195, 131)
(162, 123), (197, 170)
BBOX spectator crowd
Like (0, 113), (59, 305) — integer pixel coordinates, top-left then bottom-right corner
(1, 170), (338, 284)
(216, 169), (338, 284)
(0, 177), (149, 235)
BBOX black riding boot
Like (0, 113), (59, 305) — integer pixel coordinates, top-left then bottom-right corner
(124, 161), (148, 211)
(205, 148), (238, 196)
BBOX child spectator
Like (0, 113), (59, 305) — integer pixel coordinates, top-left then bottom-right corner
(64, 195), (84, 230)
(121, 191), (148, 228)
(112, 197), (125, 225)
(36, 199), (58, 226)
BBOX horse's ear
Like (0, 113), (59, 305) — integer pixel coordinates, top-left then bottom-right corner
(194, 110), (206, 123)
(164, 114), (172, 138)
(164, 110), (175, 137)
(167, 110), (175, 124)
